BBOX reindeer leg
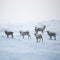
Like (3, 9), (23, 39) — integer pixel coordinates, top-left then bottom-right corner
(7, 35), (9, 38)
(42, 38), (43, 43)
(12, 34), (13, 38)
(28, 35), (29, 39)
(30, 36), (31, 39)
(50, 36), (52, 40)
(42, 31), (43, 34)
(51, 36), (52, 40)
(39, 38), (41, 42)
(54, 36), (56, 40)
(29, 35), (31, 39)
(23, 35), (24, 39)
(36, 38), (38, 42)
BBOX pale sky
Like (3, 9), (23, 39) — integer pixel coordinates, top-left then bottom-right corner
(0, 0), (60, 24)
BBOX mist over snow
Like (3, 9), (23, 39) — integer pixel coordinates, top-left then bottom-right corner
(0, 0), (60, 60)
(0, 20), (60, 60)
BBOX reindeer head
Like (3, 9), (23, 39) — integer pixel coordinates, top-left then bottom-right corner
(20, 31), (23, 34)
(34, 33), (38, 36)
(5, 31), (7, 34)
(47, 31), (49, 34)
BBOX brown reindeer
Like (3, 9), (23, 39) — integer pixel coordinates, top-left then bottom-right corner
(35, 26), (46, 34)
(5, 31), (13, 38)
(19, 31), (31, 39)
(47, 31), (56, 40)
(34, 33), (43, 42)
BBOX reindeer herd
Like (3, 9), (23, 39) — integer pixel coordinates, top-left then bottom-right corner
(4, 25), (56, 42)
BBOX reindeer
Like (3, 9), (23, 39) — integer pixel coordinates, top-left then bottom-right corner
(5, 31), (13, 38)
(19, 31), (31, 39)
(47, 31), (56, 40)
(35, 26), (46, 34)
(34, 33), (43, 42)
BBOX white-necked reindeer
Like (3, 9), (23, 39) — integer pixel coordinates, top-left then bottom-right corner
(35, 26), (46, 34)
(19, 31), (31, 39)
(34, 33), (43, 42)
(5, 31), (13, 38)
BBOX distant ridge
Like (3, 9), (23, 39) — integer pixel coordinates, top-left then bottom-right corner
(37, 20), (60, 32)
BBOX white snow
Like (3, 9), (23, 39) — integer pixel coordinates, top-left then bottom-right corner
(0, 20), (60, 60)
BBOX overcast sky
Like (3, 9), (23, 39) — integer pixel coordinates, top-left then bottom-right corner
(0, 0), (60, 24)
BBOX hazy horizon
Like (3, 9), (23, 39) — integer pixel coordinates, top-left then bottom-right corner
(0, 0), (60, 24)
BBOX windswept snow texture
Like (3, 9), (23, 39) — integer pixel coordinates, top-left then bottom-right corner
(0, 20), (60, 60)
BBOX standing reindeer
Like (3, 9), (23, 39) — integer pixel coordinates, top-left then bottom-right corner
(5, 31), (13, 38)
(19, 31), (31, 39)
(34, 33), (43, 42)
(47, 31), (56, 40)
(35, 26), (46, 34)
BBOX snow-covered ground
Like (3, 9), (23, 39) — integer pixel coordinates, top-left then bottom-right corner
(0, 20), (60, 60)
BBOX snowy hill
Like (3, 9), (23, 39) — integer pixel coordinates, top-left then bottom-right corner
(0, 20), (60, 60)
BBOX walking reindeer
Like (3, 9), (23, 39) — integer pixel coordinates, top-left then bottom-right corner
(35, 26), (46, 34)
(47, 31), (56, 40)
(34, 33), (43, 42)
(19, 31), (31, 39)
(5, 31), (13, 38)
